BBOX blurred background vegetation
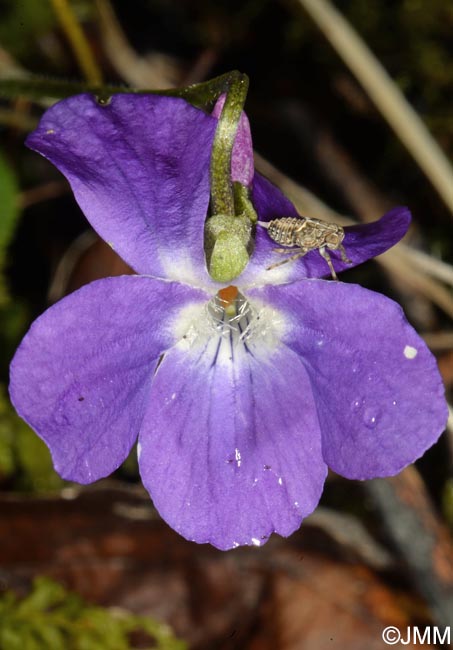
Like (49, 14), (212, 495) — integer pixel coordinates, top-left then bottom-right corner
(0, 1), (452, 648)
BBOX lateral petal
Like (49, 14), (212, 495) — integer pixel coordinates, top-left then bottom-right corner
(254, 280), (447, 478)
(9, 276), (207, 482)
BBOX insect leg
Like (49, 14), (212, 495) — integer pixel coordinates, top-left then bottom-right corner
(319, 246), (339, 280)
(339, 243), (351, 264)
(266, 250), (306, 270)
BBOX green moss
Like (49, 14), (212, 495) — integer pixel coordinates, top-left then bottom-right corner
(0, 577), (187, 650)
(0, 0), (55, 59)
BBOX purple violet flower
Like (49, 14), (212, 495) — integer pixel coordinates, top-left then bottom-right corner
(9, 94), (447, 550)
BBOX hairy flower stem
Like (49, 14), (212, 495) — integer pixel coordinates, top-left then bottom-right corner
(209, 72), (249, 216)
(0, 71), (248, 111)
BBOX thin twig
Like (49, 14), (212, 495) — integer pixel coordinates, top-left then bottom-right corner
(254, 152), (352, 225)
(381, 253), (453, 320)
(398, 247), (453, 288)
(422, 332), (453, 351)
(297, 0), (453, 217)
(364, 467), (453, 631)
(446, 403), (453, 468)
(50, 0), (103, 85)
(47, 230), (98, 303)
(0, 108), (37, 131)
(95, 0), (180, 88)
(0, 46), (27, 79)
(19, 180), (69, 210)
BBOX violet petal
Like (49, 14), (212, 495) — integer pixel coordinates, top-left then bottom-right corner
(9, 276), (207, 483)
(239, 173), (411, 285)
(26, 94), (218, 286)
(211, 95), (254, 187)
(138, 333), (327, 550)
(253, 280), (447, 478)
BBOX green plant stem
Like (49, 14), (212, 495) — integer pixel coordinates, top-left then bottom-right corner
(209, 71), (249, 216)
(0, 71), (245, 110)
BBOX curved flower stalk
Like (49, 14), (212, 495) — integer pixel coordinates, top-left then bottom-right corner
(10, 93), (448, 550)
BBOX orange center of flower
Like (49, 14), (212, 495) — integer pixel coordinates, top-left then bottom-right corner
(217, 285), (239, 317)
(218, 285), (238, 305)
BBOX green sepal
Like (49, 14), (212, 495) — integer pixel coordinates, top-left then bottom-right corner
(209, 73), (249, 216)
(205, 214), (251, 282)
(233, 181), (258, 223)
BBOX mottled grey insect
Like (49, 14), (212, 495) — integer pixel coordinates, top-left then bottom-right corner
(258, 216), (351, 280)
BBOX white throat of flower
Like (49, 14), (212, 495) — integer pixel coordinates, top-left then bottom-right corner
(206, 286), (257, 343)
(174, 286), (284, 363)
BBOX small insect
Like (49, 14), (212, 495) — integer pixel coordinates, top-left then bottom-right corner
(258, 216), (351, 280)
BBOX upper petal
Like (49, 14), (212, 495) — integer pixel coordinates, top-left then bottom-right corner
(26, 94), (218, 287)
(9, 276), (207, 483)
(138, 313), (327, 550)
(211, 95), (254, 187)
(254, 280), (447, 478)
(239, 173), (411, 285)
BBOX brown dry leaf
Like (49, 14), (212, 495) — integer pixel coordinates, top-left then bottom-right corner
(0, 485), (437, 649)
(249, 558), (434, 650)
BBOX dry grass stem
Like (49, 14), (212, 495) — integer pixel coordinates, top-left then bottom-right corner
(422, 332), (453, 351)
(255, 153), (453, 318)
(50, 0), (102, 85)
(96, 0), (180, 88)
(19, 180), (69, 210)
(297, 0), (453, 217)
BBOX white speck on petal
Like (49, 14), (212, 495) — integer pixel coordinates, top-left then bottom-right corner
(137, 442), (142, 460)
(83, 459), (92, 479)
(235, 448), (242, 467)
(232, 542), (239, 548)
(251, 537), (261, 546)
(278, 477), (283, 485)
(404, 345), (418, 359)
(171, 392), (176, 400)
